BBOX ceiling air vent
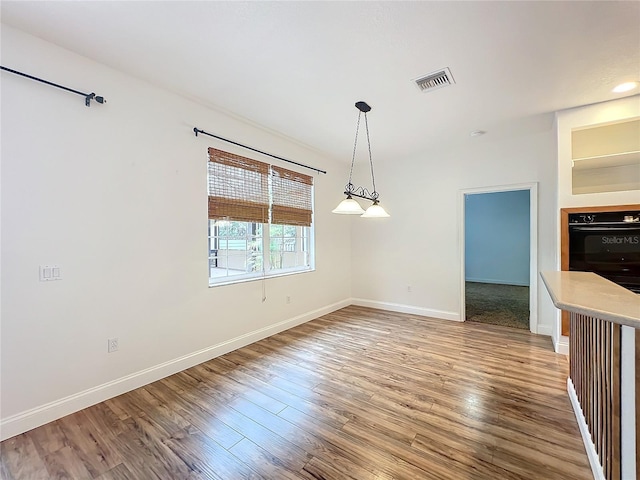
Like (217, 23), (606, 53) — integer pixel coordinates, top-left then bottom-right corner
(413, 67), (455, 93)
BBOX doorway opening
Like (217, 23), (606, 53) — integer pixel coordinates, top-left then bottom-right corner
(459, 183), (538, 332)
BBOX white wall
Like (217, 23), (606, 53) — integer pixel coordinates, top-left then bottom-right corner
(351, 118), (558, 336)
(0, 25), (352, 439)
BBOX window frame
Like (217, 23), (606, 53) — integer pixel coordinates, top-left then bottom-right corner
(207, 149), (315, 287)
(207, 147), (315, 287)
(208, 219), (315, 287)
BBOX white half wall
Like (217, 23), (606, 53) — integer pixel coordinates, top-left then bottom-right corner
(0, 25), (353, 439)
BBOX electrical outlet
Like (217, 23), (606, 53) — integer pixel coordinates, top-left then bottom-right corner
(407, 285), (412, 293)
(108, 338), (119, 353)
(286, 295), (291, 304)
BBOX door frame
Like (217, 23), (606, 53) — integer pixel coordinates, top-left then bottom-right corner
(459, 182), (539, 333)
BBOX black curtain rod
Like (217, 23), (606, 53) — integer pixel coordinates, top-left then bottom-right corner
(193, 127), (327, 175)
(1, 65), (106, 107)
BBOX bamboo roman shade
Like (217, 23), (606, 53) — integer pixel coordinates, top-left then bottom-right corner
(271, 166), (313, 226)
(208, 148), (269, 223)
(208, 148), (313, 226)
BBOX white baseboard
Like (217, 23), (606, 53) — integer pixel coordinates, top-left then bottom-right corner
(351, 298), (461, 322)
(536, 324), (553, 337)
(555, 335), (569, 355)
(0, 298), (351, 441)
(567, 378), (604, 480)
(465, 278), (530, 287)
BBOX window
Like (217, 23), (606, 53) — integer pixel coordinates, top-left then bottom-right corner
(207, 148), (314, 285)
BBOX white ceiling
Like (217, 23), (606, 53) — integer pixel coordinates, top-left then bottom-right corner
(2, 1), (639, 164)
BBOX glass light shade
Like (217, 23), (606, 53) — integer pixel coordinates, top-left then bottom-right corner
(361, 201), (390, 218)
(332, 196), (365, 214)
(612, 81), (639, 93)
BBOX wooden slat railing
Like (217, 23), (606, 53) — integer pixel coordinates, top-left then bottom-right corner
(570, 312), (621, 480)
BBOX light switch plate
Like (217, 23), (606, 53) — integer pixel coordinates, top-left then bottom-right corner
(40, 265), (62, 281)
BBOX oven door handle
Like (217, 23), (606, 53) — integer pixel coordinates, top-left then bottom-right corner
(570, 227), (640, 232)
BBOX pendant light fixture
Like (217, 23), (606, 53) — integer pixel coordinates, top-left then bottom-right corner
(332, 101), (390, 218)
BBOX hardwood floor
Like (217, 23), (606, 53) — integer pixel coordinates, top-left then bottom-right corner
(1, 306), (592, 479)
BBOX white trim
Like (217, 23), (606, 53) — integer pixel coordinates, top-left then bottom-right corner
(0, 298), (351, 441)
(465, 277), (530, 287)
(555, 335), (569, 355)
(459, 183), (539, 333)
(536, 324), (553, 337)
(209, 266), (314, 288)
(351, 298), (461, 321)
(567, 378), (605, 480)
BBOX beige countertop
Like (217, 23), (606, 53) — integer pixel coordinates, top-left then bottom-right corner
(541, 271), (640, 329)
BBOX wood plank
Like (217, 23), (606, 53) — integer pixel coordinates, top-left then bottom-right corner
(165, 426), (262, 480)
(491, 445), (590, 480)
(300, 455), (362, 480)
(143, 380), (244, 450)
(428, 402), (588, 468)
(278, 405), (435, 480)
(343, 414), (522, 480)
(42, 445), (93, 480)
(0, 458), (12, 480)
(56, 410), (123, 477)
(229, 396), (391, 480)
(0, 433), (49, 479)
(209, 361), (351, 430)
(25, 421), (66, 458)
(82, 401), (133, 440)
(94, 463), (148, 480)
(110, 417), (197, 479)
(228, 438), (305, 480)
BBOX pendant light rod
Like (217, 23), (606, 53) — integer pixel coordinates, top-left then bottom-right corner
(363, 109), (377, 195)
(343, 101), (380, 201)
(193, 127), (326, 175)
(1, 65), (106, 107)
(347, 110), (362, 186)
(332, 101), (389, 217)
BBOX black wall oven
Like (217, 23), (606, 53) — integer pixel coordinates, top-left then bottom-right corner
(568, 210), (640, 293)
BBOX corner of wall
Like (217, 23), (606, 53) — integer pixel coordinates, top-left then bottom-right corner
(555, 335), (569, 355)
(351, 298), (461, 322)
(536, 324), (553, 337)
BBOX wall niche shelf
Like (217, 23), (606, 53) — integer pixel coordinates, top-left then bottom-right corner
(571, 118), (640, 195)
(572, 150), (640, 170)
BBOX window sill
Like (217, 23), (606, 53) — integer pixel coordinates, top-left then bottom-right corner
(208, 267), (315, 288)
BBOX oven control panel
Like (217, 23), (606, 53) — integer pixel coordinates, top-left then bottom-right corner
(569, 211), (640, 225)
